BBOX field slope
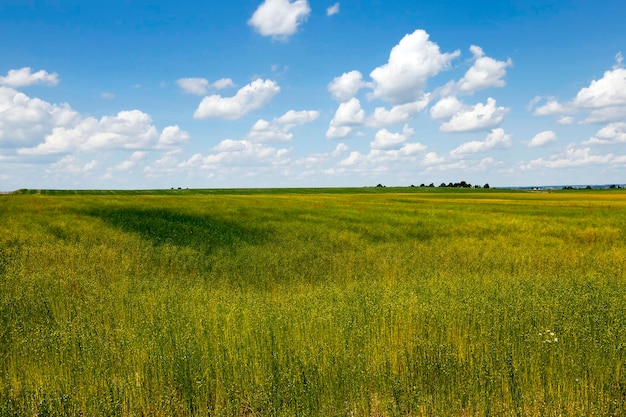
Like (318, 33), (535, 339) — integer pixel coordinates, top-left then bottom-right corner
(1, 189), (626, 416)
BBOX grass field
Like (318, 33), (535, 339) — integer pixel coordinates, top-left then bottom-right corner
(1, 188), (626, 416)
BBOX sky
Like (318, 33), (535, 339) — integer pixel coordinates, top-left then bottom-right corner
(0, 0), (625, 190)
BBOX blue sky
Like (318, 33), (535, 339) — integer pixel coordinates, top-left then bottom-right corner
(1, 0), (625, 190)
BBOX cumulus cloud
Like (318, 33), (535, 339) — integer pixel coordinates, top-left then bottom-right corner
(583, 122), (626, 145)
(0, 86), (79, 148)
(49, 155), (98, 174)
(158, 125), (190, 149)
(430, 96), (465, 121)
(248, 0), (311, 40)
(181, 139), (291, 169)
(370, 125), (414, 150)
(450, 128), (511, 156)
(17, 109), (188, 156)
(524, 146), (615, 169)
(557, 116), (574, 125)
(368, 29), (460, 104)
(177, 77), (235, 95)
(328, 70), (366, 102)
(194, 79), (280, 120)
(177, 78), (210, 95)
(327, 3), (340, 16)
(0, 67), (59, 88)
(583, 106), (626, 124)
(105, 151), (148, 177)
(338, 142), (427, 168)
(533, 99), (572, 116)
(325, 126), (353, 140)
(246, 109), (319, 142)
(326, 98), (365, 139)
(367, 96), (430, 127)
(439, 98), (509, 132)
(528, 130), (557, 147)
(19, 110), (155, 155)
(456, 46), (512, 93)
(533, 58), (626, 123)
(573, 67), (626, 109)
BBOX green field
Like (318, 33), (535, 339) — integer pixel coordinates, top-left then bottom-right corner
(1, 188), (625, 416)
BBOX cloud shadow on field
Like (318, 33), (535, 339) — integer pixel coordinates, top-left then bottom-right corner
(84, 207), (268, 254)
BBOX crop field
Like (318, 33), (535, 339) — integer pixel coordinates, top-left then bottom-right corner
(1, 188), (626, 416)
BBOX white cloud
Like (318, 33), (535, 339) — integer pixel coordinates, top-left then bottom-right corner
(177, 78), (210, 95)
(181, 139), (291, 169)
(326, 126), (353, 139)
(528, 130), (557, 147)
(422, 151), (445, 166)
(49, 155), (97, 174)
(332, 143), (349, 156)
(327, 3), (340, 16)
(439, 98), (509, 132)
(583, 122), (626, 145)
(456, 46), (512, 93)
(248, 0), (311, 40)
(370, 125), (414, 150)
(246, 109), (319, 143)
(0, 67), (59, 88)
(326, 98), (365, 138)
(525, 146), (614, 169)
(0, 79), (189, 163)
(573, 67), (626, 109)
(194, 79), (280, 120)
(430, 96), (465, 121)
(212, 78), (236, 90)
(17, 110), (188, 156)
(368, 29), (460, 104)
(0, 86), (79, 148)
(534, 62), (626, 123)
(450, 128), (511, 156)
(19, 110), (156, 155)
(533, 98), (572, 116)
(339, 150), (365, 167)
(328, 70), (366, 102)
(277, 109), (319, 126)
(177, 77), (235, 95)
(105, 151), (148, 177)
(339, 141), (427, 169)
(367, 96), (430, 127)
(583, 106), (626, 124)
(101, 92), (115, 100)
(557, 116), (574, 125)
(158, 125), (190, 149)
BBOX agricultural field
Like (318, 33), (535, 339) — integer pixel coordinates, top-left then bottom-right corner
(1, 188), (626, 416)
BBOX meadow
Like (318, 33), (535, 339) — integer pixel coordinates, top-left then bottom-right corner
(1, 188), (625, 416)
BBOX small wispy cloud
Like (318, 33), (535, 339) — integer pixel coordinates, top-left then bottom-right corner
(327, 3), (340, 16)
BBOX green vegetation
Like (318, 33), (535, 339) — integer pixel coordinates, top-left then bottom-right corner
(1, 188), (626, 416)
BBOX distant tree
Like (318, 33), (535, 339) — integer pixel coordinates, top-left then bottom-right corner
(376, 183), (384, 188)
(610, 184), (617, 189)
(420, 183), (425, 187)
(585, 185), (592, 190)
(439, 183), (447, 188)
(484, 183), (490, 189)
(428, 183), (435, 187)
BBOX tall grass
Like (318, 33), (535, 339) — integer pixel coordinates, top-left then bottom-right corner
(1, 189), (626, 416)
